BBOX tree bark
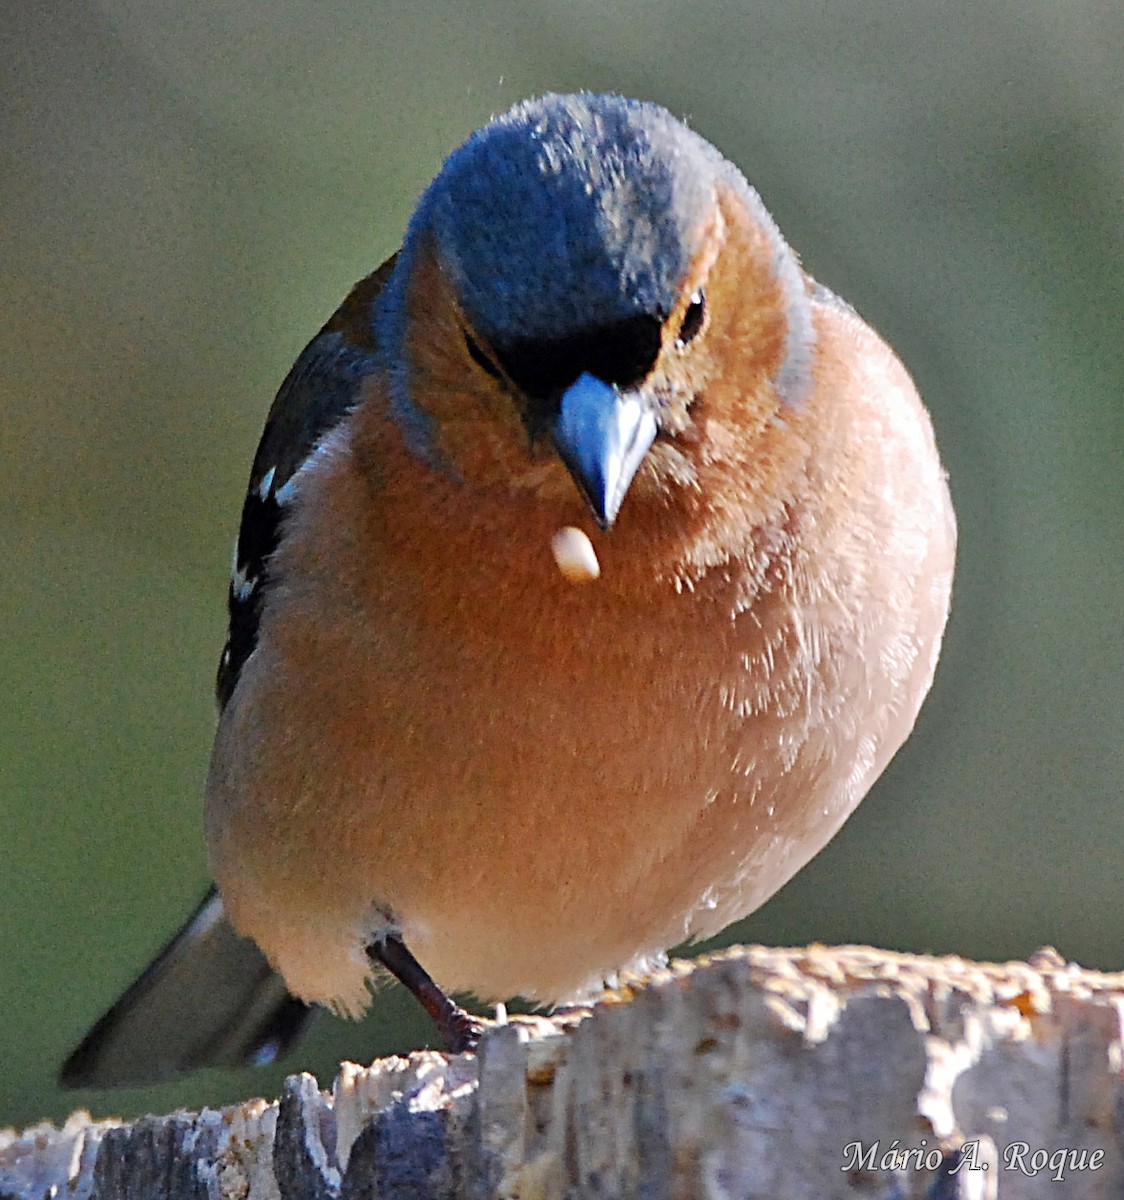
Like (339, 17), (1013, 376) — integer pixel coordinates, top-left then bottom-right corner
(3, 944), (1123, 1199)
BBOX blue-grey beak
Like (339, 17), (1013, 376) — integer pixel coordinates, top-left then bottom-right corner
(548, 372), (658, 528)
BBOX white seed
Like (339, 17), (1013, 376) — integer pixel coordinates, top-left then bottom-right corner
(551, 526), (600, 583)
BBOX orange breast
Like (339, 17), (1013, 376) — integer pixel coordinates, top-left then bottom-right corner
(205, 300), (955, 1013)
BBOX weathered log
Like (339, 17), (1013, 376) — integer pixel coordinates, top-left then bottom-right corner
(3, 945), (1123, 1199)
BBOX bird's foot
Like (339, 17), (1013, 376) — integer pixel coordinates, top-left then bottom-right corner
(367, 933), (485, 1055)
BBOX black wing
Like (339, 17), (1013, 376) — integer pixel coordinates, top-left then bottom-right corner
(217, 259), (392, 707)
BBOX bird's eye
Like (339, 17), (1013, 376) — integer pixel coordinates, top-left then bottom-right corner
(465, 331), (502, 379)
(676, 291), (706, 346)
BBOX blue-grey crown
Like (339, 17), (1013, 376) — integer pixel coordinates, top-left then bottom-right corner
(410, 93), (732, 346)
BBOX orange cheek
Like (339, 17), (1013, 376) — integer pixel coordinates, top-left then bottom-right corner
(702, 416), (741, 461)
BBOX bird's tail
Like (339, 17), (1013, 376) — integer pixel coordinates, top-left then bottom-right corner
(59, 888), (312, 1088)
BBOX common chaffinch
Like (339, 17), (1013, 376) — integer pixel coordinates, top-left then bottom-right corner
(61, 92), (955, 1087)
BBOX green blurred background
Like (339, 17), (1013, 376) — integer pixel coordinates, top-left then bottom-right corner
(3, 0), (1122, 1130)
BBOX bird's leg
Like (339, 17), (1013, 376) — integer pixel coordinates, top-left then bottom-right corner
(367, 934), (485, 1054)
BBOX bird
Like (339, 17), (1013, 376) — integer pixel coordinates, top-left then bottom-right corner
(60, 92), (956, 1088)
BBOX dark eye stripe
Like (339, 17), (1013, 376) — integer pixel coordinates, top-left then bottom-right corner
(465, 332), (502, 379)
(496, 313), (663, 400)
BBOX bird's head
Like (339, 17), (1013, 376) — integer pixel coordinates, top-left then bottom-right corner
(377, 92), (815, 531)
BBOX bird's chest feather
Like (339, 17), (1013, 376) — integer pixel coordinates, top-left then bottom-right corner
(262, 452), (839, 843)
(207, 409), (924, 1006)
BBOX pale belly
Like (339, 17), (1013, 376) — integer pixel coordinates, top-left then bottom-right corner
(206, 528), (944, 1013)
